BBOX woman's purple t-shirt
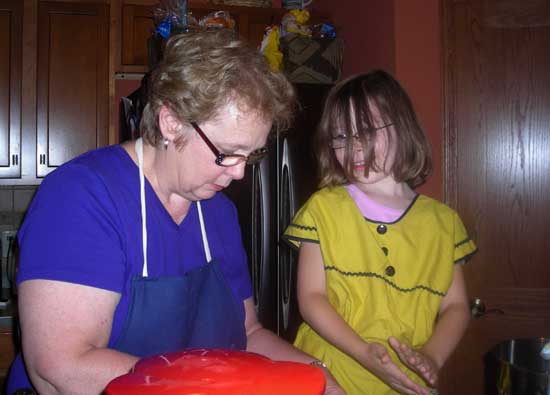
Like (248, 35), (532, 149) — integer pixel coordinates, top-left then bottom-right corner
(16, 145), (253, 345)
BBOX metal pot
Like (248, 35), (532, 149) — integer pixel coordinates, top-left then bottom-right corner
(487, 337), (550, 395)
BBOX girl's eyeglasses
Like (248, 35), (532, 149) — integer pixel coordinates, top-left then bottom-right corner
(191, 122), (268, 167)
(330, 123), (394, 150)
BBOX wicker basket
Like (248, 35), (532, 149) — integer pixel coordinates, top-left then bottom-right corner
(211, 0), (272, 7)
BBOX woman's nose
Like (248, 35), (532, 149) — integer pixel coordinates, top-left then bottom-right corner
(226, 162), (246, 180)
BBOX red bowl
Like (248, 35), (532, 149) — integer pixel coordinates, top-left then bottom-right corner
(105, 349), (325, 395)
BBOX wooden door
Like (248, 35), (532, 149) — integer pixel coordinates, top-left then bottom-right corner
(37, 2), (109, 178)
(0, 0), (22, 178)
(440, 1), (550, 394)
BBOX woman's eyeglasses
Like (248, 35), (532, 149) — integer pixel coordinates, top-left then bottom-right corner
(191, 122), (268, 167)
(330, 123), (394, 150)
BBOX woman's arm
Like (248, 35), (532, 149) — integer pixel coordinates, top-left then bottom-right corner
(390, 264), (470, 386)
(294, 242), (431, 395)
(244, 298), (345, 395)
(19, 279), (138, 395)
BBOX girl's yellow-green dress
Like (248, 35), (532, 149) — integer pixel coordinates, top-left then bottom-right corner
(283, 186), (477, 395)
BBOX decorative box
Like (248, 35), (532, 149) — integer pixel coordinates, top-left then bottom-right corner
(281, 34), (344, 84)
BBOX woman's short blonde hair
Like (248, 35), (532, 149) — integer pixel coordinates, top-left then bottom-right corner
(316, 70), (432, 188)
(140, 28), (296, 147)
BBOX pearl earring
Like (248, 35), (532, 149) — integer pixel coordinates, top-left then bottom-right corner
(163, 139), (169, 150)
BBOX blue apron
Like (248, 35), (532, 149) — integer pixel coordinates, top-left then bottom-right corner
(6, 138), (247, 393)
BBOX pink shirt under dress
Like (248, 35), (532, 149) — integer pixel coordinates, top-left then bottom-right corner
(345, 184), (406, 223)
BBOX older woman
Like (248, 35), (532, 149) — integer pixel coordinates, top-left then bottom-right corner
(7, 29), (344, 395)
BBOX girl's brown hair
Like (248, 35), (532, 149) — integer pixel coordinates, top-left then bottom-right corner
(316, 70), (432, 188)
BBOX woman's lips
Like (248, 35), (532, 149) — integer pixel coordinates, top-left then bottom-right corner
(209, 179), (232, 191)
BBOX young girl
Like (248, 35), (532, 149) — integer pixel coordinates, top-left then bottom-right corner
(283, 70), (477, 395)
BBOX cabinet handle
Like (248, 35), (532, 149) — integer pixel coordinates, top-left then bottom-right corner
(39, 154), (46, 165)
(11, 154), (18, 166)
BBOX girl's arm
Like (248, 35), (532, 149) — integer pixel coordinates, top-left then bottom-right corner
(421, 264), (470, 367)
(297, 242), (431, 395)
(390, 264), (470, 386)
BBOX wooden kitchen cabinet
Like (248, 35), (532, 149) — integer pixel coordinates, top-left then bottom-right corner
(0, 329), (15, 390)
(120, 2), (155, 71)
(36, 2), (110, 178)
(0, 0), (23, 179)
(0, 325), (16, 390)
(2, 0), (330, 185)
(0, 0), (110, 185)
(117, 0), (287, 73)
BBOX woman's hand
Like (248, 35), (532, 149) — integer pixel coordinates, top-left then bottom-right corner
(359, 341), (432, 395)
(320, 366), (346, 395)
(389, 337), (439, 388)
(244, 299), (346, 395)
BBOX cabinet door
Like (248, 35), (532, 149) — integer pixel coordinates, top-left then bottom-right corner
(232, 8), (281, 48)
(120, 4), (154, 72)
(37, 2), (109, 178)
(0, 327), (16, 389)
(0, 0), (22, 178)
(118, 2), (285, 72)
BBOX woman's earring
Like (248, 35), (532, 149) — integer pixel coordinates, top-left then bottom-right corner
(163, 139), (169, 150)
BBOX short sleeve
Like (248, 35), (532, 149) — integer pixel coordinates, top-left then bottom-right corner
(453, 212), (478, 263)
(282, 199), (320, 249)
(17, 164), (126, 292)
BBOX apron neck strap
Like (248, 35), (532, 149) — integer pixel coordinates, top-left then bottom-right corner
(136, 138), (149, 277)
(196, 201), (212, 262)
(135, 138), (213, 278)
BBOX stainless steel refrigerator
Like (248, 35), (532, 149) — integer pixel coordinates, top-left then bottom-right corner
(225, 83), (332, 342)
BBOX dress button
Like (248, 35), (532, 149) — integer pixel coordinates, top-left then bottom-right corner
(385, 265), (396, 276)
(381, 247), (389, 256)
(376, 224), (387, 234)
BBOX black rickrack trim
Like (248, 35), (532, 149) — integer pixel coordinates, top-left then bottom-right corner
(288, 223), (317, 232)
(455, 238), (472, 248)
(325, 266), (446, 297)
(454, 248), (478, 264)
(281, 235), (320, 250)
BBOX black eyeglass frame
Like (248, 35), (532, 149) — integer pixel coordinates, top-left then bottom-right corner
(191, 122), (268, 167)
(330, 123), (395, 150)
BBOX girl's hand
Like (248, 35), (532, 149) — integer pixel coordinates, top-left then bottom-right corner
(361, 342), (432, 395)
(388, 336), (439, 388)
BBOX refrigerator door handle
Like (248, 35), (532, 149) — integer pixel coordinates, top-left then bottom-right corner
(252, 160), (271, 313)
(279, 138), (295, 331)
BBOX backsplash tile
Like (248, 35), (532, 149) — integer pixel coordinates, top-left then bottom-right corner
(0, 186), (38, 231)
(0, 189), (13, 211)
(14, 189), (36, 212)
